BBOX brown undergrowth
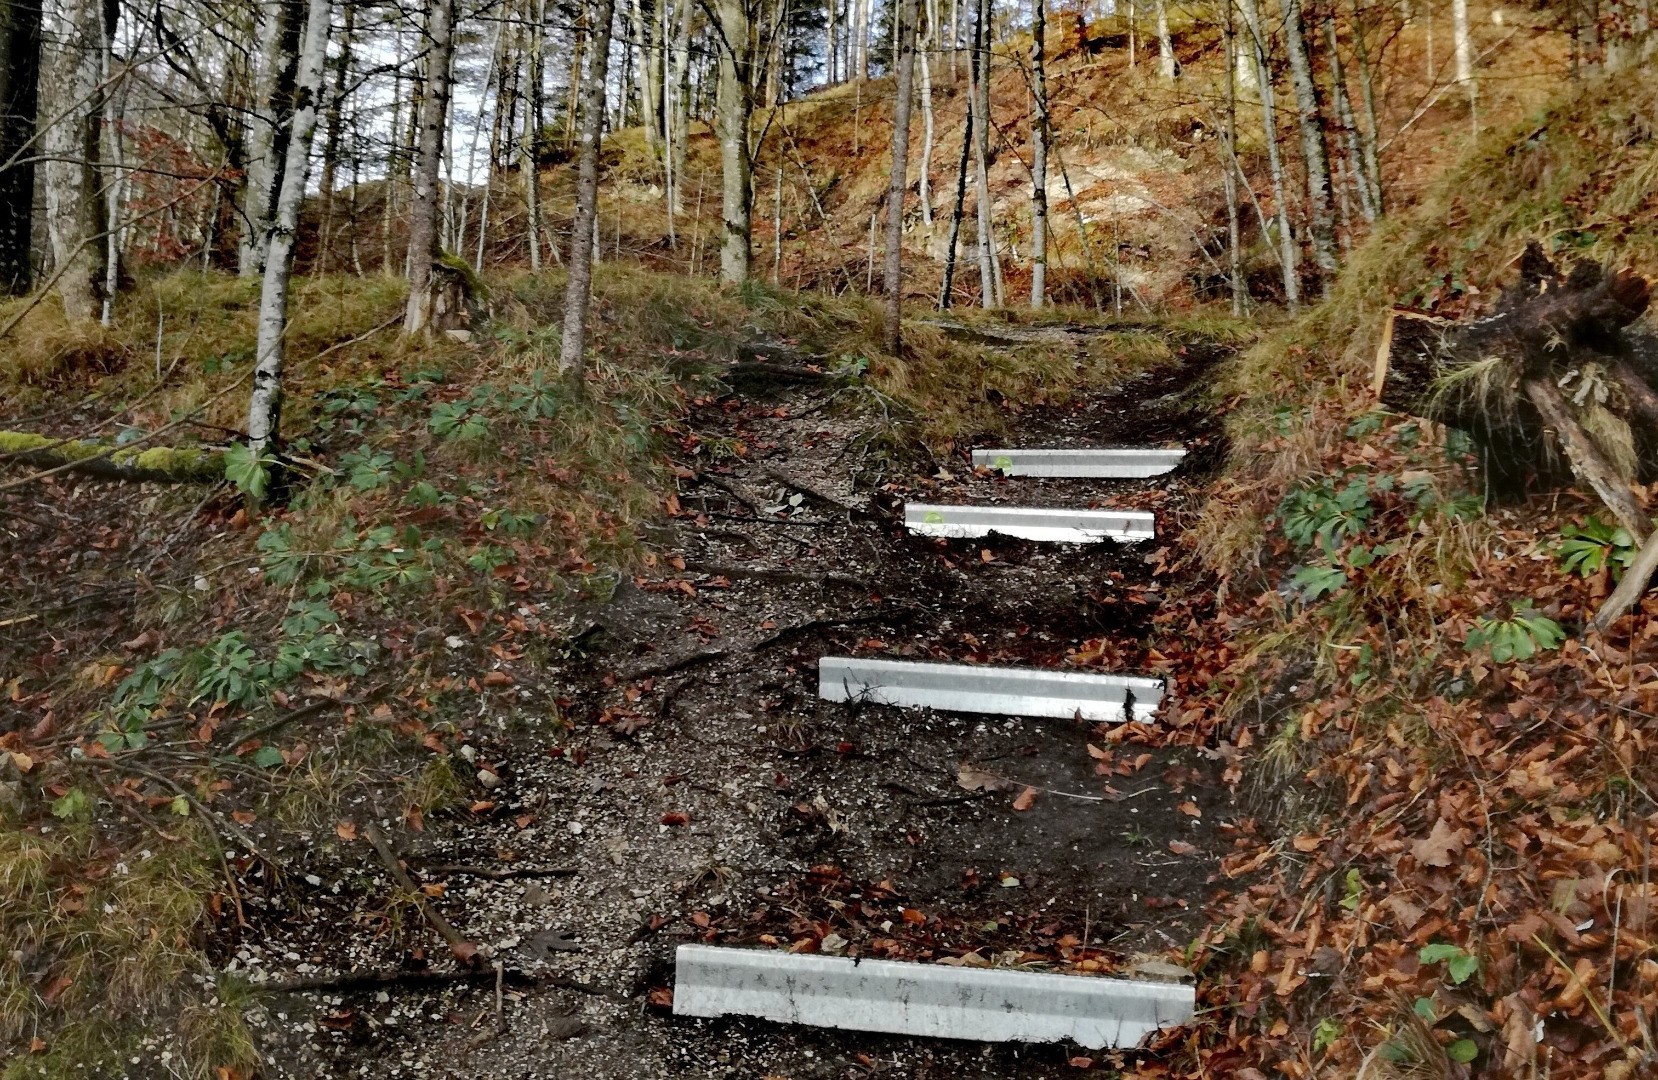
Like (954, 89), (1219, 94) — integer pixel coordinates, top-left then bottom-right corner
(1159, 70), (1658, 1080)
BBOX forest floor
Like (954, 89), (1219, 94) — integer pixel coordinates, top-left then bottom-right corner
(218, 331), (1236, 1078)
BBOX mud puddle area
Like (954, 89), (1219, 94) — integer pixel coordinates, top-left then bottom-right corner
(228, 341), (1233, 1079)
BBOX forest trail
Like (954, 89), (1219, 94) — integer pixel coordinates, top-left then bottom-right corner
(226, 331), (1234, 1079)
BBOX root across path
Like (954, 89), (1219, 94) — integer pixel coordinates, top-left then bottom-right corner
(221, 337), (1234, 1079)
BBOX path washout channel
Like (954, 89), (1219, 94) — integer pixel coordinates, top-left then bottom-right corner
(227, 329), (1237, 1079)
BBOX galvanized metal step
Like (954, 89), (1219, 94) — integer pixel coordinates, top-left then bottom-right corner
(904, 502), (1155, 542)
(673, 944), (1194, 1049)
(819, 656), (1163, 723)
(972, 447), (1187, 478)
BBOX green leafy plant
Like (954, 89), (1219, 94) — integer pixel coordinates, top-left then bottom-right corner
(1339, 868), (1363, 911)
(1278, 477), (1374, 552)
(256, 524), (306, 585)
(1465, 610), (1565, 663)
(1555, 516), (1637, 579)
(340, 446), (398, 492)
(224, 443), (275, 502)
(1290, 563), (1348, 602)
(193, 632), (268, 708)
(1419, 942), (1480, 985)
(1312, 1016), (1343, 1054)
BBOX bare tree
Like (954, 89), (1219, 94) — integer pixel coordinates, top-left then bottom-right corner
(916, 0), (936, 229)
(969, 0), (997, 306)
(403, 0), (457, 334)
(241, 0), (304, 277)
(883, 0), (918, 353)
(1029, 0), (1049, 308)
(1237, 0), (1298, 308)
(41, 0), (108, 320)
(246, 0), (332, 461)
(713, 0), (753, 284)
(1281, 0), (1337, 286)
(558, 0), (615, 370)
(1154, 0), (1175, 78)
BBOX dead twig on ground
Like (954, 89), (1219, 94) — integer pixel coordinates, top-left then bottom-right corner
(362, 822), (482, 965)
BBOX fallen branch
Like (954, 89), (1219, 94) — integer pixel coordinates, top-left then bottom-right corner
(759, 465), (863, 512)
(1523, 377), (1651, 543)
(1590, 526), (1658, 633)
(621, 611), (893, 680)
(420, 863), (578, 880)
(681, 559), (870, 590)
(362, 822), (482, 965)
(261, 967), (537, 994)
(0, 431), (225, 483)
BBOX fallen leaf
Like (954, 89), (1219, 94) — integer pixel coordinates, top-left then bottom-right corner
(1012, 786), (1038, 811)
(481, 671), (514, 687)
(335, 821), (357, 841)
(957, 763), (1012, 792)
(1177, 800), (1201, 818)
(1413, 817), (1469, 868)
(661, 811), (689, 826)
(1168, 839), (1198, 856)
(648, 987), (674, 1007)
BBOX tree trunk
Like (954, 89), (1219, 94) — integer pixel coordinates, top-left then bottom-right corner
(670, 0), (692, 216)
(40, 0), (107, 321)
(970, 0), (996, 307)
(524, 0), (546, 270)
(1349, 0), (1382, 215)
(558, 0), (615, 371)
(938, 67), (972, 310)
(246, 0), (331, 460)
(916, 0), (936, 228)
(1154, 0), (1175, 78)
(1223, 0), (1244, 315)
(883, 0), (918, 354)
(1452, 0), (1472, 84)
(318, 0), (355, 273)
(1281, 0), (1337, 287)
(1029, 0), (1049, 308)
(239, 0), (304, 277)
(715, 0), (752, 285)
(1322, 11), (1374, 224)
(630, 0), (659, 152)
(1237, 0), (1298, 308)
(0, 0), (39, 294)
(403, 0), (458, 335)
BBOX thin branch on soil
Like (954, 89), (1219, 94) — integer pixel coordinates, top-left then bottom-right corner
(362, 822), (483, 965)
(260, 967), (539, 994)
(758, 465), (863, 512)
(681, 559), (870, 590)
(419, 864), (578, 880)
(693, 471), (763, 512)
(621, 611), (890, 680)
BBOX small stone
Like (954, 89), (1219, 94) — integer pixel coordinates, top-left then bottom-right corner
(477, 769), (500, 789)
(567, 820), (584, 835)
(820, 933), (847, 955)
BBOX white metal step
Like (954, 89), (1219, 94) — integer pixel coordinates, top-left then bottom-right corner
(972, 447), (1187, 478)
(818, 656), (1163, 723)
(673, 945), (1194, 1049)
(905, 503), (1155, 543)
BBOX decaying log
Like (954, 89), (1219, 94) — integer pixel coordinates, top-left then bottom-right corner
(1374, 242), (1658, 518)
(0, 431), (225, 483)
(1522, 377), (1650, 542)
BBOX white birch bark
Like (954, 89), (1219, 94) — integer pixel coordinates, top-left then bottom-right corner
(246, 0), (331, 459)
(1236, 0), (1298, 308)
(1281, 0), (1337, 281)
(883, 0), (918, 353)
(402, 0), (457, 334)
(715, 0), (752, 283)
(559, 0), (616, 371)
(1452, 0), (1471, 83)
(917, 0), (936, 228)
(970, 0), (996, 306)
(1030, 0), (1049, 307)
(1154, 0), (1175, 78)
(41, 0), (106, 321)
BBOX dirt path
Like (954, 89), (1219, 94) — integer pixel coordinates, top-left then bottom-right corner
(232, 340), (1233, 1079)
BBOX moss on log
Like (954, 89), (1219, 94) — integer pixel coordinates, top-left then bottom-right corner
(0, 431), (225, 483)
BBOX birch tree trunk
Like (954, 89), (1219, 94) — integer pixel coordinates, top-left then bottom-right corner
(1223, 0), (1244, 315)
(1350, 0), (1382, 215)
(240, 0), (304, 277)
(0, 0), (40, 294)
(883, 0), (918, 354)
(1154, 0), (1175, 78)
(1322, 12), (1374, 223)
(916, 0), (936, 228)
(558, 0), (615, 371)
(630, 0), (659, 152)
(1281, 0), (1337, 286)
(40, 0), (106, 321)
(670, 0), (692, 216)
(403, 0), (457, 335)
(970, 0), (997, 307)
(714, 0), (752, 284)
(246, 0), (331, 461)
(1452, 0), (1472, 84)
(1237, 0), (1298, 308)
(318, 0), (355, 273)
(1029, 0), (1049, 308)
(524, 0), (546, 270)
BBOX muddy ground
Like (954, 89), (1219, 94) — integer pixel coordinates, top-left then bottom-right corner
(223, 340), (1234, 1079)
